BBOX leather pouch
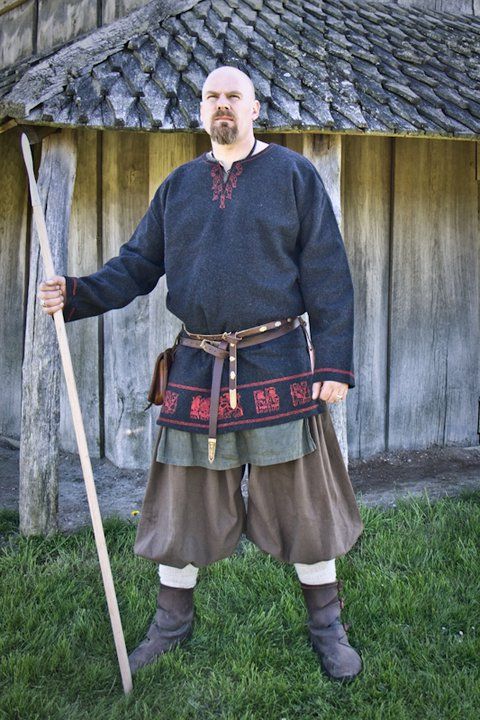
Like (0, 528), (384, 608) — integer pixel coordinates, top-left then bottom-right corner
(145, 345), (177, 408)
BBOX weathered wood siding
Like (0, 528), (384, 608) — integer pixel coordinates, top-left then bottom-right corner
(103, 0), (149, 24)
(0, 0), (35, 69)
(59, 129), (101, 456)
(37, 0), (98, 54)
(343, 135), (392, 458)
(388, 137), (479, 450)
(1, 129), (478, 466)
(0, 131), (28, 439)
(146, 132), (197, 448)
(388, 0), (479, 12)
(343, 135), (480, 457)
(101, 130), (151, 467)
(19, 129), (77, 535)
(0, 0), (150, 70)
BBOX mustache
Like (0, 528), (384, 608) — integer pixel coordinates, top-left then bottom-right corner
(213, 112), (235, 120)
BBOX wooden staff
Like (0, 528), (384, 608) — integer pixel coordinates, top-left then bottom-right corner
(20, 133), (133, 695)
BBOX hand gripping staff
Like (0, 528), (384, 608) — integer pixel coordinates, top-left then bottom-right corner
(20, 133), (133, 695)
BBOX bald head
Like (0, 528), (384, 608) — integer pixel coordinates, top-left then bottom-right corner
(201, 66), (256, 102)
(200, 65), (260, 146)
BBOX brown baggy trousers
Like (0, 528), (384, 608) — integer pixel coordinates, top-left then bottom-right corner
(134, 408), (364, 568)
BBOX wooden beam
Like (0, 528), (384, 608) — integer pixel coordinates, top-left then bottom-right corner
(19, 128), (77, 535)
(0, 0), (29, 18)
(0, 123), (28, 441)
(0, 119), (18, 133)
(10, 124), (60, 143)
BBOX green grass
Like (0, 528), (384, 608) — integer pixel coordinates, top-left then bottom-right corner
(1, 491), (479, 720)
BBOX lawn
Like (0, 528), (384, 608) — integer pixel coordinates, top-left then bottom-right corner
(1, 491), (479, 720)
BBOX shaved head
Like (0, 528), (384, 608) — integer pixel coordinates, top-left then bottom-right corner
(200, 65), (260, 146)
(201, 66), (256, 101)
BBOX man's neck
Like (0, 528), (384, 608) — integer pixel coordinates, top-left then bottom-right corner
(210, 136), (264, 171)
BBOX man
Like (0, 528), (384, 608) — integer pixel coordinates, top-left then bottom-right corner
(38, 66), (364, 682)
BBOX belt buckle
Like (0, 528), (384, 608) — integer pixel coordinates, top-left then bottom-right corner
(200, 338), (210, 351)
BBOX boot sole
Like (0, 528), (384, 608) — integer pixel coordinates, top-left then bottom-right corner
(309, 638), (363, 683)
(129, 626), (193, 674)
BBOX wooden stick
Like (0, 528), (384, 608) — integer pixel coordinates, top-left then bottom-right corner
(20, 133), (133, 695)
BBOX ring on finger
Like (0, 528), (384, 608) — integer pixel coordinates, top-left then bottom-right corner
(40, 299), (46, 307)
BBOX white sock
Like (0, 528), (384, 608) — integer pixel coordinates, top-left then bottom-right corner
(294, 558), (337, 585)
(158, 563), (199, 589)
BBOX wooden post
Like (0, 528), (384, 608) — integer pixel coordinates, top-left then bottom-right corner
(19, 129), (77, 536)
(288, 133), (350, 467)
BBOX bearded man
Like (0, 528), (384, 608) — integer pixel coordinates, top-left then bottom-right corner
(38, 65), (364, 682)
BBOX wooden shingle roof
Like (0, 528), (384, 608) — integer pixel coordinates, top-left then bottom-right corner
(1, 0), (479, 138)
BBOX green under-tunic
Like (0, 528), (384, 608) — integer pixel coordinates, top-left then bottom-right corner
(156, 417), (317, 470)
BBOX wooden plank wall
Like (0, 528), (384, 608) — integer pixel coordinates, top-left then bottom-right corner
(36, 0), (97, 54)
(59, 129), (101, 456)
(0, 131), (28, 439)
(103, 0), (148, 24)
(388, 138), (479, 450)
(146, 132), (197, 450)
(101, 130), (151, 468)
(1, 129), (478, 467)
(387, 0), (479, 14)
(0, 0), (35, 69)
(0, 0), (150, 70)
(342, 135), (392, 458)
(343, 135), (479, 458)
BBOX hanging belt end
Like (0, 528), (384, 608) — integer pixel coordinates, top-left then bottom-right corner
(208, 438), (217, 463)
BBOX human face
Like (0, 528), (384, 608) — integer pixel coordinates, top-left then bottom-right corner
(200, 69), (259, 145)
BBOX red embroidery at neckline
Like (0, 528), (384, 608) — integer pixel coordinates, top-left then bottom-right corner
(210, 163), (244, 209)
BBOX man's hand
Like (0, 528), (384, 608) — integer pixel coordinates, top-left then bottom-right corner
(312, 380), (349, 403)
(37, 275), (66, 315)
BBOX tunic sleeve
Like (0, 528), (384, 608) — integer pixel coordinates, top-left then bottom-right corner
(297, 167), (355, 389)
(62, 184), (166, 322)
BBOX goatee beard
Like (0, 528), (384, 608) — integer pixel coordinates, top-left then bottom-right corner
(210, 120), (238, 144)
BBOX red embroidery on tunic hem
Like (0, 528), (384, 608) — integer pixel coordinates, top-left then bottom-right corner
(218, 392), (244, 419)
(190, 395), (211, 421)
(253, 387), (280, 414)
(162, 390), (178, 415)
(158, 404), (319, 429)
(290, 381), (311, 406)
(189, 392), (244, 420)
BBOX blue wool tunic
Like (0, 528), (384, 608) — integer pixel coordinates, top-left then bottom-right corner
(63, 142), (355, 437)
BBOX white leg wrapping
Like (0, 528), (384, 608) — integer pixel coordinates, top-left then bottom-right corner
(294, 558), (337, 585)
(158, 563), (199, 589)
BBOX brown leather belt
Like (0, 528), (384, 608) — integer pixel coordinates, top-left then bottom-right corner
(179, 315), (312, 463)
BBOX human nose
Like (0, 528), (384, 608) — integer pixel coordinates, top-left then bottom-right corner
(216, 94), (230, 109)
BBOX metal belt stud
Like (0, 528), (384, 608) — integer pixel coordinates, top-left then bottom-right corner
(228, 335), (238, 409)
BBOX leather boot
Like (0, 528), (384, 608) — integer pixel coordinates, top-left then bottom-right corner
(128, 584), (195, 674)
(300, 579), (362, 682)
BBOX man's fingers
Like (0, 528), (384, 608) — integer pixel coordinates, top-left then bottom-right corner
(312, 381), (321, 400)
(318, 380), (349, 403)
(41, 301), (64, 315)
(41, 297), (64, 308)
(40, 289), (63, 298)
(37, 276), (66, 314)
